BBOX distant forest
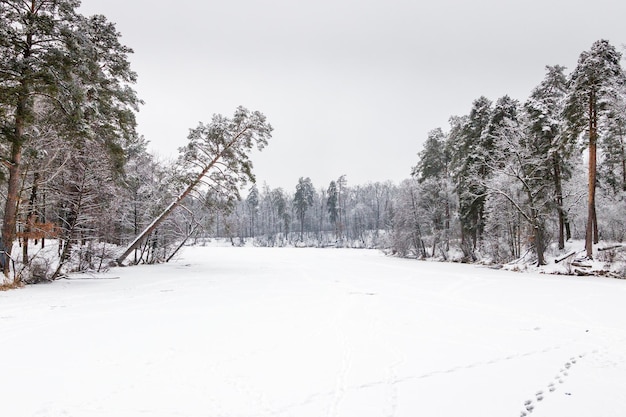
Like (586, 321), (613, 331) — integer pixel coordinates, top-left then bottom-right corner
(1, 1), (625, 285)
(222, 40), (626, 271)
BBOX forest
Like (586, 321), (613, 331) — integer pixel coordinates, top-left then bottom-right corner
(198, 40), (626, 277)
(1, 1), (625, 286)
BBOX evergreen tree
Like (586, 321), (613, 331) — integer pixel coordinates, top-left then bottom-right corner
(0, 0), (78, 280)
(600, 90), (626, 194)
(327, 180), (339, 237)
(525, 65), (572, 249)
(120, 138), (173, 264)
(450, 97), (492, 257)
(116, 106), (272, 264)
(336, 175), (348, 240)
(293, 177), (314, 242)
(564, 39), (626, 258)
(246, 184), (259, 237)
(0, 1), (140, 282)
(412, 128), (448, 182)
(412, 128), (453, 254)
(270, 188), (289, 238)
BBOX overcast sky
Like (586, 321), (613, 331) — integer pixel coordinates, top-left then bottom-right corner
(78, 0), (625, 191)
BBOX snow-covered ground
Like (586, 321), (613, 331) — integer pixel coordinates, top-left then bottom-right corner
(1, 246), (626, 417)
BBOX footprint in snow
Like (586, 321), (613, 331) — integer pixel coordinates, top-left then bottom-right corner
(521, 354), (585, 415)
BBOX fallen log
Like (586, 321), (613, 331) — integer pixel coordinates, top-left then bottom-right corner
(598, 245), (625, 252)
(554, 251), (576, 263)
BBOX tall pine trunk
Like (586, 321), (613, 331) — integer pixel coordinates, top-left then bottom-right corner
(585, 92), (598, 259)
(2, 142), (23, 280)
(2, 10), (34, 282)
(117, 124), (251, 265)
(1, 93), (27, 280)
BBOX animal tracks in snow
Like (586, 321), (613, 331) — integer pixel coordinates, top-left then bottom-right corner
(519, 353), (587, 416)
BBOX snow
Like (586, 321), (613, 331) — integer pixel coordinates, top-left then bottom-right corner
(1, 246), (626, 417)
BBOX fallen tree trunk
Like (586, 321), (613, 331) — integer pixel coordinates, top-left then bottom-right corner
(554, 251), (576, 263)
(598, 245), (625, 252)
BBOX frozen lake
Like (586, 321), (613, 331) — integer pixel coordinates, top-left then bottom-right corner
(1, 246), (626, 416)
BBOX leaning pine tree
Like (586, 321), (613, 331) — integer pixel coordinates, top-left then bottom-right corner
(116, 106), (272, 265)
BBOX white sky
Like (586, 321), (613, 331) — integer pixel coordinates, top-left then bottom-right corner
(78, 0), (626, 191)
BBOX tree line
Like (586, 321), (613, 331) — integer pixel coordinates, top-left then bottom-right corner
(218, 40), (626, 270)
(210, 176), (395, 249)
(1, 2), (624, 287)
(410, 39), (626, 266)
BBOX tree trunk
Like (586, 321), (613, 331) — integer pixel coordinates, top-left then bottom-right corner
(166, 223), (200, 263)
(22, 172), (40, 265)
(534, 220), (546, 266)
(557, 211), (565, 250)
(552, 154), (567, 250)
(621, 127), (626, 192)
(51, 180), (85, 279)
(592, 201), (599, 244)
(585, 92), (597, 259)
(2, 122), (25, 281)
(409, 189), (426, 258)
(2, 5), (36, 281)
(117, 128), (254, 264)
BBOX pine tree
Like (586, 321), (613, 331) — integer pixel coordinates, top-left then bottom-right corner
(119, 138), (173, 264)
(270, 188), (289, 239)
(564, 39), (626, 258)
(246, 184), (259, 237)
(412, 128), (453, 255)
(525, 65), (572, 249)
(412, 128), (448, 182)
(0, 0), (78, 280)
(450, 97), (493, 257)
(0, 1), (140, 282)
(327, 180), (339, 237)
(293, 177), (314, 242)
(116, 107), (272, 265)
(600, 90), (626, 194)
(336, 175), (348, 240)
